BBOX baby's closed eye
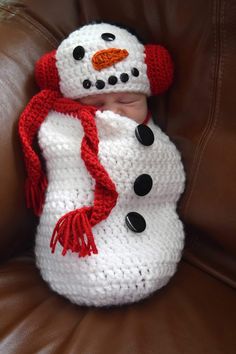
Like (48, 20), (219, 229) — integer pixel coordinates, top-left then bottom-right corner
(93, 101), (104, 107)
(118, 98), (139, 105)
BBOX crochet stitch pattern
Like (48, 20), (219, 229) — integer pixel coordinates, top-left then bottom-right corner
(18, 22), (185, 307)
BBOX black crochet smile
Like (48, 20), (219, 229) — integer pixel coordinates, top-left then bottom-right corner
(82, 68), (139, 90)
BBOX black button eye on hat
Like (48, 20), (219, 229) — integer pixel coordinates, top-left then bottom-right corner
(131, 68), (139, 77)
(73, 46), (85, 60)
(101, 33), (116, 41)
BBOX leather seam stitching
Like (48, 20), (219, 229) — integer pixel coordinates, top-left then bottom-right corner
(0, 4), (59, 48)
(181, 0), (225, 218)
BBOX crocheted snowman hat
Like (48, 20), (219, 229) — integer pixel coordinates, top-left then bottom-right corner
(35, 22), (174, 99)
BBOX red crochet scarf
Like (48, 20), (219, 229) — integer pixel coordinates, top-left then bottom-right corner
(18, 89), (118, 257)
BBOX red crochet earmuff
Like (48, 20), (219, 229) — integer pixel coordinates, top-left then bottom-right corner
(35, 50), (60, 91)
(144, 44), (174, 95)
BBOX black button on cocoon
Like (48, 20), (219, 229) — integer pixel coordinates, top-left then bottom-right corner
(134, 174), (153, 196)
(96, 80), (105, 89)
(135, 124), (154, 146)
(125, 212), (146, 233)
(83, 80), (92, 89)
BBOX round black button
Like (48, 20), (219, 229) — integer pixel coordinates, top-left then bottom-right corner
(83, 79), (92, 89)
(120, 73), (129, 83)
(96, 80), (105, 89)
(101, 33), (116, 41)
(108, 76), (118, 85)
(73, 46), (85, 60)
(131, 68), (139, 77)
(125, 212), (146, 233)
(134, 174), (153, 196)
(135, 124), (154, 146)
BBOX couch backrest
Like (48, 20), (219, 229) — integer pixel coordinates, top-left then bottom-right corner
(0, 0), (235, 287)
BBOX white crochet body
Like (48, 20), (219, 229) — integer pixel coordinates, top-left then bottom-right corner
(36, 110), (185, 307)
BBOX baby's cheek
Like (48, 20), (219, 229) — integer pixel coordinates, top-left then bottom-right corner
(128, 107), (147, 124)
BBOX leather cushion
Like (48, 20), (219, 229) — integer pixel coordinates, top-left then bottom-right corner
(0, 255), (235, 354)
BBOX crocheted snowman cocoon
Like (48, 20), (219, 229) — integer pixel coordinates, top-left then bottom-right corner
(19, 22), (185, 307)
(36, 110), (185, 307)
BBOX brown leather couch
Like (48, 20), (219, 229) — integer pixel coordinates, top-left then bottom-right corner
(0, 0), (235, 353)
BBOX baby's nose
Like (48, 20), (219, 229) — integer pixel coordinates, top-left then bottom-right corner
(101, 103), (121, 115)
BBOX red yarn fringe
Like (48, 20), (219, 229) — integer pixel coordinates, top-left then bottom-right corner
(50, 207), (98, 257)
(25, 175), (48, 216)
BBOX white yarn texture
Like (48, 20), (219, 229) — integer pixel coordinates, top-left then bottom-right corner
(36, 110), (185, 307)
(56, 23), (151, 99)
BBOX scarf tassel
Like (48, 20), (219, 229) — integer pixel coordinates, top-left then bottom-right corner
(50, 207), (98, 257)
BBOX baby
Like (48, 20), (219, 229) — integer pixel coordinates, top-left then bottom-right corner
(80, 92), (148, 124)
(19, 22), (185, 307)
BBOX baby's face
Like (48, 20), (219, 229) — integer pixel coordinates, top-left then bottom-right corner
(79, 92), (148, 124)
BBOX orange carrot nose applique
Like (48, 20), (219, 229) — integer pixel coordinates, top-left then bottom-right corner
(92, 48), (129, 71)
